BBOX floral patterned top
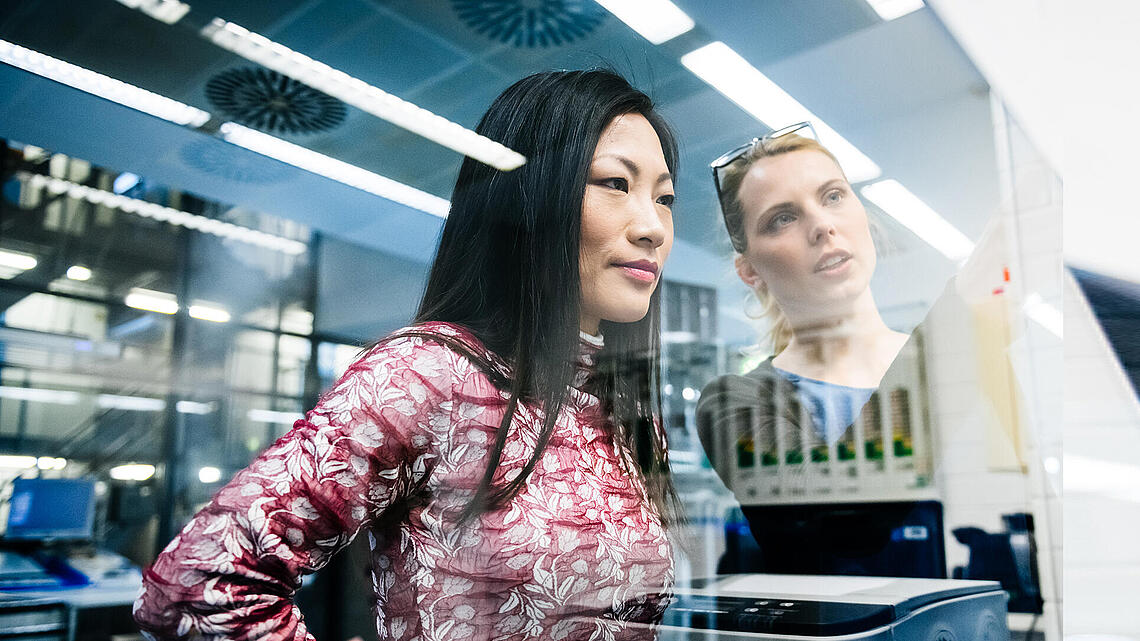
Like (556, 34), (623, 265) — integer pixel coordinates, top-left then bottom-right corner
(133, 322), (674, 641)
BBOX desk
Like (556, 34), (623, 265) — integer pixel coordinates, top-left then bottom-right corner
(0, 573), (141, 641)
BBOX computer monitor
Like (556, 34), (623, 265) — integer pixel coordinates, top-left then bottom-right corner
(4, 478), (96, 542)
(727, 501), (947, 579)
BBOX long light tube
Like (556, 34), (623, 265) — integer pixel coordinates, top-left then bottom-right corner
(0, 249), (38, 271)
(594, 0), (695, 44)
(0, 39), (209, 127)
(37, 456), (67, 470)
(681, 42), (881, 183)
(97, 394), (167, 411)
(24, 173), (308, 255)
(110, 463), (156, 481)
(114, 0), (191, 25)
(188, 302), (231, 323)
(0, 386), (81, 404)
(247, 409), (302, 425)
(198, 466), (222, 483)
(200, 19), (525, 172)
(124, 288), (179, 315)
(66, 265), (93, 281)
(860, 179), (975, 261)
(220, 123), (452, 218)
(6, 40), (452, 222)
(866, 0), (925, 21)
(176, 400), (216, 414)
(0, 455), (37, 469)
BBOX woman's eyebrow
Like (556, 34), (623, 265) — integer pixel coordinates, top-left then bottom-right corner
(759, 200), (794, 221)
(817, 178), (846, 194)
(594, 154), (672, 184)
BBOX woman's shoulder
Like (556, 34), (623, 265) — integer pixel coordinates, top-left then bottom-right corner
(696, 357), (783, 410)
(357, 321), (508, 383)
(699, 357), (779, 392)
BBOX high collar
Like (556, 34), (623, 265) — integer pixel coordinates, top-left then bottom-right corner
(574, 330), (604, 390)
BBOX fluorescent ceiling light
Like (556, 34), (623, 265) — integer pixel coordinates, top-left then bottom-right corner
(198, 466), (222, 483)
(220, 123), (451, 218)
(0, 249), (38, 271)
(860, 179), (974, 261)
(189, 302), (231, 323)
(0, 455), (37, 469)
(866, 0), (925, 21)
(124, 287), (179, 315)
(247, 408), (302, 425)
(24, 174), (307, 255)
(4, 41), (447, 223)
(37, 456), (68, 470)
(176, 400), (216, 414)
(110, 463), (156, 481)
(113, 172), (140, 194)
(595, 0), (695, 44)
(681, 42), (881, 183)
(199, 19), (525, 172)
(97, 394), (167, 411)
(67, 265), (93, 281)
(114, 0), (190, 25)
(1023, 293), (1062, 338)
(0, 386), (81, 404)
(0, 40), (209, 127)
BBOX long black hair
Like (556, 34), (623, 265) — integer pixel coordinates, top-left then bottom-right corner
(402, 69), (681, 525)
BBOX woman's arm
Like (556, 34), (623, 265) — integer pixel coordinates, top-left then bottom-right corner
(133, 335), (457, 641)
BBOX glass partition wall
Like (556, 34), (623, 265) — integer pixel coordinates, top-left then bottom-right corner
(0, 1), (1063, 639)
(0, 142), (316, 558)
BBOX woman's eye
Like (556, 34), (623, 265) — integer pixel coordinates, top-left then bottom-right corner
(824, 189), (844, 205)
(765, 212), (796, 232)
(601, 177), (629, 192)
(657, 194), (675, 207)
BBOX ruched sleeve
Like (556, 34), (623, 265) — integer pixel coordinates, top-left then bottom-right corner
(133, 333), (458, 641)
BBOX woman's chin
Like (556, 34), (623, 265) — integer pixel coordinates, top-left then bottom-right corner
(600, 304), (651, 325)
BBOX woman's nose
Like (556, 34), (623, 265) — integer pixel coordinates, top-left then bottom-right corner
(809, 213), (837, 244)
(630, 197), (667, 248)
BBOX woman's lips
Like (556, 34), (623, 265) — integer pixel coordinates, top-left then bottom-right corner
(619, 265), (657, 282)
(815, 251), (852, 273)
(815, 254), (852, 275)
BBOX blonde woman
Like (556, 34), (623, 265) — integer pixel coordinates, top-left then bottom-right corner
(697, 123), (908, 469)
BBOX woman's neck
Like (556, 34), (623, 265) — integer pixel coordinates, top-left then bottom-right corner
(773, 292), (908, 387)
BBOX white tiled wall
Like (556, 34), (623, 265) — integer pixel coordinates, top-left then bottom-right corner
(920, 98), (1062, 638)
(1063, 271), (1140, 635)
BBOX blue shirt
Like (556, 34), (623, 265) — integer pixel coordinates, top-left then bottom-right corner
(774, 367), (875, 445)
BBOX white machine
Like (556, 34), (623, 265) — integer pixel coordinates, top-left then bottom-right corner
(655, 574), (1008, 640)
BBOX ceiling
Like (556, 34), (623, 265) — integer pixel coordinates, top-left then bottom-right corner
(0, 0), (999, 329)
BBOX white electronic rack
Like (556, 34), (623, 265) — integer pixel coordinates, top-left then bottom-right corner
(726, 333), (937, 506)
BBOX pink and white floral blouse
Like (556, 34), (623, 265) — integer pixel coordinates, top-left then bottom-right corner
(133, 322), (674, 641)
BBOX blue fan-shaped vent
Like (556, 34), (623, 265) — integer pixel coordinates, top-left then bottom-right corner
(205, 67), (347, 135)
(180, 140), (290, 184)
(452, 0), (607, 47)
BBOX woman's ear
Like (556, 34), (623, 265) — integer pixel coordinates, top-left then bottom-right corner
(734, 254), (764, 291)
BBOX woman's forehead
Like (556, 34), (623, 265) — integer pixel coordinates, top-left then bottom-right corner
(593, 113), (665, 161)
(740, 150), (844, 206)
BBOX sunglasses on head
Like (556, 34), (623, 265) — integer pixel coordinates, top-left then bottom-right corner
(709, 121), (818, 222)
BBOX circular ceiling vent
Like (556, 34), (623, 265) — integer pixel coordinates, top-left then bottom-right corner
(452, 0), (607, 47)
(179, 140), (289, 184)
(205, 67), (347, 135)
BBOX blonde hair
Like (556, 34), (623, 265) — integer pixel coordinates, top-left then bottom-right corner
(718, 133), (844, 354)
